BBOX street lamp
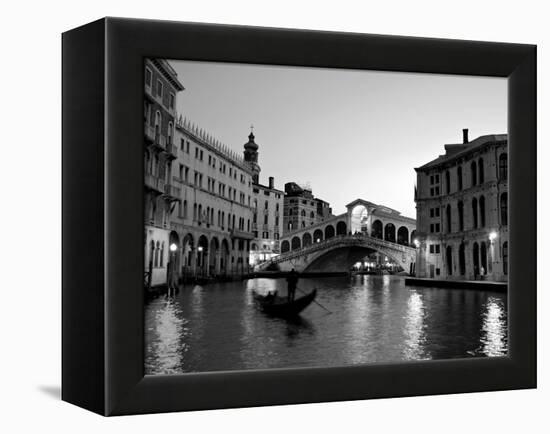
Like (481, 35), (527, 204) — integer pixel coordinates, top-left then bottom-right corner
(169, 243), (178, 252)
(413, 238), (420, 248)
(489, 231), (498, 242)
(316, 238), (321, 243)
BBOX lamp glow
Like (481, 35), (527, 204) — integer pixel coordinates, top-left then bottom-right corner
(169, 243), (178, 252)
(489, 232), (498, 241)
(198, 246), (204, 252)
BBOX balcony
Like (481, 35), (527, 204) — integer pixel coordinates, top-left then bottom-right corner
(164, 140), (177, 159)
(163, 183), (181, 201)
(144, 124), (155, 143)
(230, 229), (255, 240)
(144, 173), (165, 194)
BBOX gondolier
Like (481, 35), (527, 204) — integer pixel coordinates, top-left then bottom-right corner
(286, 268), (299, 302)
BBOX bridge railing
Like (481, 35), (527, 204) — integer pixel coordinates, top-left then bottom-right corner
(261, 233), (415, 268)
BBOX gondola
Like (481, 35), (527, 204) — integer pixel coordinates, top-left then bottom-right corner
(253, 289), (317, 318)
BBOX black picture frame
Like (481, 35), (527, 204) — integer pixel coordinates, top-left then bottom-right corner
(62, 17), (536, 416)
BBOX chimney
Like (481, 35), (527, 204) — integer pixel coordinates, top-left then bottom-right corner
(269, 176), (274, 189)
(462, 128), (469, 144)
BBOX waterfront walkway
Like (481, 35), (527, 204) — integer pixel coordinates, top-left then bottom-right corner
(405, 277), (507, 292)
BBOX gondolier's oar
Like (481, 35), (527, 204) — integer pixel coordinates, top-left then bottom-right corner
(297, 287), (332, 314)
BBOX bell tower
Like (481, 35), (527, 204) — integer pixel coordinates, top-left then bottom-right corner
(243, 126), (261, 183)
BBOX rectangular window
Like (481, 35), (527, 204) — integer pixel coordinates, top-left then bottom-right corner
(200, 150), (203, 160)
(195, 148), (199, 158)
(429, 245), (435, 254)
(435, 208), (440, 217)
(430, 209), (434, 218)
(436, 268), (441, 276)
(156, 79), (163, 98)
(169, 93), (175, 109)
(186, 141), (190, 153)
(435, 245), (441, 254)
(180, 138), (184, 151)
(435, 223), (440, 232)
(179, 164), (183, 179)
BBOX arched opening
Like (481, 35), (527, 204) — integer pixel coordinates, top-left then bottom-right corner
(480, 241), (487, 275)
(459, 242), (466, 276)
(473, 242), (480, 277)
(457, 166), (463, 190)
(197, 235), (209, 277)
(302, 232), (312, 247)
(154, 111), (161, 137)
(325, 225), (335, 240)
(371, 220), (383, 239)
(458, 201), (464, 231)
(350, 204), (368, 234)
(168, 231), (180, 286)
(499, 153), (508, 180)
(472, 197), (478, 229)
(291, 236), (301, 251)
(281, 240), (290, 253)
(313, 229), (323, 243)
(500, 192), (508, 226)
(471, 160), (477, 187)
(479, 196), (486, 227)
(182, 233), (194, 278)
(445, 170), (451, 194)
(446, 204), (452, 233)
(502, 241), (508, 275)
(209, 237), (219, 276)
(336, 221), (347, 236)
(384, 223), (396, 243)
(397, 226), (409, 245)
(220, 239), (229, 276)
(478, 158), (484, 184)
(446, 245), (453, 276)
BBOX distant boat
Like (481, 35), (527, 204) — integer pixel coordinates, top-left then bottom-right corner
(253, 289), (317, 318)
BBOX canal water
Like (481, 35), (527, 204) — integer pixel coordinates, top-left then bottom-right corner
(145, 275), (508, 375)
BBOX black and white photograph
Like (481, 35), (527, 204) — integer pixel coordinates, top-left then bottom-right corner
(143, 58), (509, 375)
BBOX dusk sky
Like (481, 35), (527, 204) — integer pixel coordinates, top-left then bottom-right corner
(169, 60), (507, 218)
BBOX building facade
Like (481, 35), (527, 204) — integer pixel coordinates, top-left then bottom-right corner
(414, 129), (508, 282)
(169, 120), (256, 282)
(283, 182), (333, 234)
(144, 59), (185, 287)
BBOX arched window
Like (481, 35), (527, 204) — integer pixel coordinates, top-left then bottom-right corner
(445, 170), (451, 194)
(149, 240), (155, 266)
(289, 208), (293, 216)
(325, 225), (335, 239)
(291, 236), (301, 250)
(446, 246), (453, 276)
(313, 229), (323, 243)
(459, 242), (466, 275)
(198, 204), (202, 222)
(446, 204), (452, 233)
(193, 203), (197, 221)
(500, 192), (508, 225)
(457, 166), (463, 191)
(471, 161), (477, 187)
(160, 242), (165, 267)
(457, 201), (464, 231)
(502, 241), (508, 275)
(310, 211), (315, 219)
(302, 232), (312, 247)
(478, 158), (484, 184)
(480, 242), (487, 275)
(167, 121), (173, 145)
(397, 226), (409, 245)
(301, 209), (306, 217)
(472, 197), (478, 229)
(473, 242), (480, 276)
(384, 223), (396, 243)
(479, 196), (486, 227)
(499, 153), (508, 180)
(183, 200), (188, 219)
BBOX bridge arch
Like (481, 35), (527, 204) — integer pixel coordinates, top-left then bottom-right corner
(313, 229), (323, 243)
(384, 223), (396, 243)
(371, 220), (383, 239)
(291, 236), (301, 251)
(281, 240), (290, 253)
(302, 232), (312, 247)
(397, 226), (409, 245)
(325, 225), (335, 240)
(336, 221), (347, 235)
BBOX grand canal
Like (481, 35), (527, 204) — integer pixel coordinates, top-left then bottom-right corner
(145, 275), (508, 375)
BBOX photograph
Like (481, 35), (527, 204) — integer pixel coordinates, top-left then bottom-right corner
(143, 58), (509, 375)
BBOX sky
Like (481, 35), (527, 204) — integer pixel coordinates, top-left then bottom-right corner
(168, 60), (507, 218)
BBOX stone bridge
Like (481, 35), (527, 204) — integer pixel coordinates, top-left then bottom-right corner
(258, 233), (417, 274)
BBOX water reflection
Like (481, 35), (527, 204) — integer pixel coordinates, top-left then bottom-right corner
(145, 276), (508, 374)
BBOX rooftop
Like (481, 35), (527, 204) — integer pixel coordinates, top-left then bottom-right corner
(416, 133), (507, 171)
